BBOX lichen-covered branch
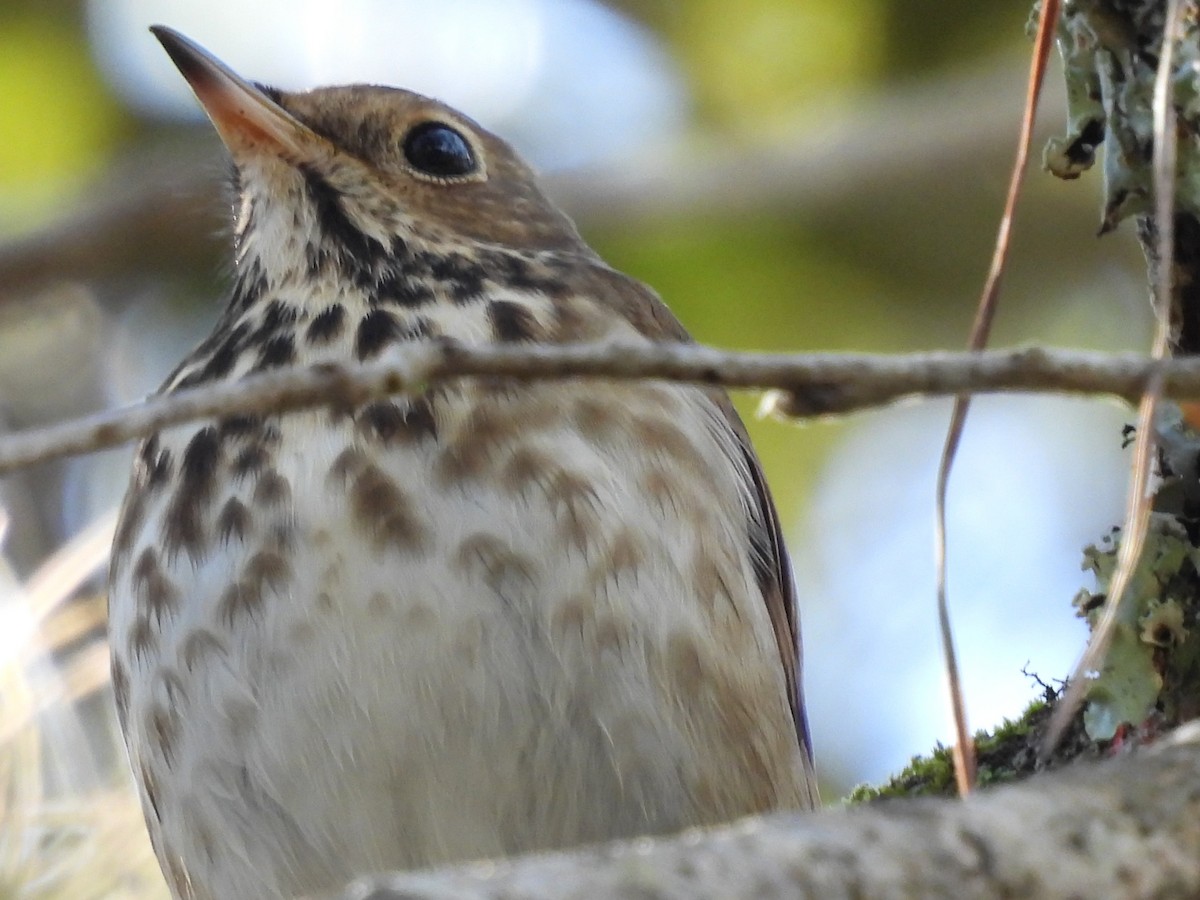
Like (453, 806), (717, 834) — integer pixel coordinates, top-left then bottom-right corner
(1039, 0), (1200, 756)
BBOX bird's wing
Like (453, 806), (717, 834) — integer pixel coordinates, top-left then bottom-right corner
(718, 398), (819, 805)
(579, 262), (818, 803)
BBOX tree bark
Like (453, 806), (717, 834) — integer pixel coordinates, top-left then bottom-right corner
(337, 725), (1200, 900)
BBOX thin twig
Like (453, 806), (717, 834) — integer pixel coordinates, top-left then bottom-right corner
(932, 0), (1061, 796)
(0, 343), (1191, 477)
(1042, 0), (1187, 756)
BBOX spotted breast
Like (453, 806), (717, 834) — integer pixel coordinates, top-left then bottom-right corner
(108, 27), (818, 900)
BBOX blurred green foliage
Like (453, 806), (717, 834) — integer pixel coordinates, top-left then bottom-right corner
(620, 0), (1027, 123)
(0, 13), (124, 232)
(674, 0), (885, 126)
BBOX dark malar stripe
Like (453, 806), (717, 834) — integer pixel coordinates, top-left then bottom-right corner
(299, 164), (387, 266)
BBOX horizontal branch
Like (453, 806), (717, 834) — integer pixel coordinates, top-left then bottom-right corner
(0, 342), (1190, 476)
(340, 726), (1200, 899)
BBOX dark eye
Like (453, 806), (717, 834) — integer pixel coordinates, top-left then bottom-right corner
(402, 122), (476, 177)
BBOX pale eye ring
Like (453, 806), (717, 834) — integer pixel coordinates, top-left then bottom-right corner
(402, 122), (476, 178)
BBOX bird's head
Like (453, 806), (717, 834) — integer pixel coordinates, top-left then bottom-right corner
(151, 26), (590, 298)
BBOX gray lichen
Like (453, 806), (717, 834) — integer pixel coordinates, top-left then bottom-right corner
(1044, 0), (1200, 232)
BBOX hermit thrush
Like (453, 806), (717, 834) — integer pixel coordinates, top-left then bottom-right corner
(108, 26), (818, 900)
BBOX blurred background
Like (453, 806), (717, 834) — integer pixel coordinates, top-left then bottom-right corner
(0, 0), (1150, 895)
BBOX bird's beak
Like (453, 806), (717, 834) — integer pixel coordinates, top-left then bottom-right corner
(151, 26), (307, 158)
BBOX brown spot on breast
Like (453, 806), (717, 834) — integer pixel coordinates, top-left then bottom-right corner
(434, 409), (514, 484)
(500, 445), (556, 495)
(640, 468), (684, 516)
(253, 299), (299, 340)
(632, 416), (707, 476)
(595, 614), (633, 654)
(147, 702), (181, 766)
(433, 439), (490, 484)
(216, 497), (253, 543)
(550, 595), (590, 641)
(571, 396), (622, 441)
(350, 464), (428, 553)
(457, 533), (538, 597)
(355, 397), (438, 445)
(550, 471), (603, 554)
(253, 333), (296, 371)
(181, 629), (227, 671)
(247, 549), (291, 593)
(374, 269), (435, 308)
(265, 524), (296, 556)
(306, 303), (346, 344)
(434, 394), (556, 486)
(588, 528), (644, 589)
(197, 321), (249, 384)
(232, 444), (269, 479)
(488, 299), (541, 342)
(253, 469), (292, 507)
(132, 548), (178, 624)
(217, 582), (259, 628)
(354, 308), (402, 360)
(163, 426), (223, 561)
(328, 447), (370, 487)
(128, 614), (158, 660)
(218, 550), (291, 627)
